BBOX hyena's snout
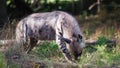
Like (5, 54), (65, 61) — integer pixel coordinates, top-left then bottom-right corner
(75, 40), (85, 60)
(73, 43), (85, 60)
(74, 50), (82, 60)
(69, 44), (83, 60)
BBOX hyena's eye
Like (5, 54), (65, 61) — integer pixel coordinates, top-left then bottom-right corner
(77, 34), (83, 43)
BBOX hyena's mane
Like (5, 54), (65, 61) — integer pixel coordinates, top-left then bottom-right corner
(53, 11), (84, 41)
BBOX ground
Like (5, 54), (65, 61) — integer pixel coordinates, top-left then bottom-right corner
(0, 15), (120, 68)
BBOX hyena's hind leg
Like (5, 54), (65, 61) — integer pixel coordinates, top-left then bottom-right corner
(26, 37), (38, 53)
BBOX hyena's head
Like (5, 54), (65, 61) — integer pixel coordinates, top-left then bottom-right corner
(64, 34), (85, 60)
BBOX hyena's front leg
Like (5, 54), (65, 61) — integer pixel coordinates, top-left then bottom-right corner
(55, 14), (73, 63)
(26, 37), (38, 53)
(56, 33), (73, 63)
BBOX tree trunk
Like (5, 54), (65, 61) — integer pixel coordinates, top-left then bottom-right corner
(97, 0), (100, 13)
(0, 0), (8, 27)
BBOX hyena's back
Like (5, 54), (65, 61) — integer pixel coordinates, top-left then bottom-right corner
(16, 11), (82, 44)
(16, 12), (57, 42)
(15, 12), (59, 53)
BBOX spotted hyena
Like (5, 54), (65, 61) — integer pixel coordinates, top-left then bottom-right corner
(16, 11), (85, 63)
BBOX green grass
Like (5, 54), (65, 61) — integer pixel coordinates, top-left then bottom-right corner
(0, 37), (119, 67)
(33, 41), (63, 60)
(2, 44), (24, 68)
(78, 36), (120, 67)
(32, 36), (120, 67)
(80, 45), (120, 67)
(0, 52), (7, 68)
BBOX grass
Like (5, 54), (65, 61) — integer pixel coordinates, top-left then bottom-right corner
(31, 36), (120, 67)
(32, 41), (63, 61)
(1, 42), (120, 68)
(0, 52), (7, 68)
(2, 43), (25, 68)
(85, 45), (120, 67)
(0, 15), (120, 67)
(79, 41), (120, 67)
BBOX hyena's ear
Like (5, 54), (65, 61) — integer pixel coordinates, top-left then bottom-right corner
(62, 38), (71, 44)
(78, 34), (83, 39)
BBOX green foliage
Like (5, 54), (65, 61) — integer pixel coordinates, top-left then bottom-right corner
(34, 41), (62, 58)
(97, 36), (109, 45)
(80, 45), (118, 67)
(81, 11), (87, 20)
(32, 36), (120, 67)
(0, 52), (7, 68)
(6, 0), (11, 5)
(79, 36), (120, 67)
(0, 37), (119, 67)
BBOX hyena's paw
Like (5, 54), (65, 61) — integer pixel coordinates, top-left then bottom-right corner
(67, 59), (77, 65)
(63, 53), (76, 64)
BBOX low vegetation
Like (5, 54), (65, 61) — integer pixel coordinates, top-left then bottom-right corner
(0, 17), (120, 68)
(1, 36), (119, 68)
(79, 36), (120, 68)
(32, 36), (120, 67)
